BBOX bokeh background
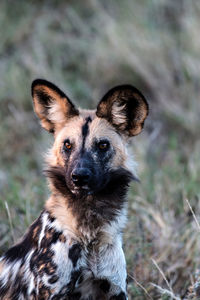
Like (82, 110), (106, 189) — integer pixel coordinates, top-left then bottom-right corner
(0, 0), (200, 299)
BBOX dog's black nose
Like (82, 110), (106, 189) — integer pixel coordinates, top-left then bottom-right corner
(71, 168), (91, 187)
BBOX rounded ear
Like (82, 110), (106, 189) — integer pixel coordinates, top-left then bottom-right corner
(32, 79), (79, 133)
(96, 85), (149, 136)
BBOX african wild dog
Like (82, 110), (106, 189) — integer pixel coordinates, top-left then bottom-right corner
(0, 79), (148, 300)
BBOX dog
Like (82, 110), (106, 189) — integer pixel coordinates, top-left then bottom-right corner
(0, 79), (148, 300)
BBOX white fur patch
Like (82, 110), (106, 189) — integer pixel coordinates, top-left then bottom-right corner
(50, 240), (73, 292)
(48, 102), (67, 124)
(111, 102), (127, 127)
(38, 212), (49, 247)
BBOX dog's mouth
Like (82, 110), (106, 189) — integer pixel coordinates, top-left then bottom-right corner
(71, 185), (93, 196)
(70, 179), (111, 198)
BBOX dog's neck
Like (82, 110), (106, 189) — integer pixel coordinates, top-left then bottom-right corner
(45, 192), (128, 245)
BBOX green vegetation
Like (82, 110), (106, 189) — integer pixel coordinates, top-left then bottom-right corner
(0, 0), (200, 298)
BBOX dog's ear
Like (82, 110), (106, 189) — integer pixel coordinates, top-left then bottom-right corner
(96, 85), (148, 136)
(31, 79), (79, 133)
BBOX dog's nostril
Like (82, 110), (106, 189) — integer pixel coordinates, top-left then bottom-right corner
(71, 169), (91, 186)
(72, 174), (89, 180)
(72, 174), (79, 181)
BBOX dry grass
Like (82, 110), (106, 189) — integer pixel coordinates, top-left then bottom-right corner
(0, 0), (200, 299)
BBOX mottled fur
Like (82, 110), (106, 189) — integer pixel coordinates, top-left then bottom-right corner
(0, 79), (148, 300)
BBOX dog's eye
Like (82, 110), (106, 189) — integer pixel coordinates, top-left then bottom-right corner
(64, 139), (72, 151)
(98, 141), (110, 151)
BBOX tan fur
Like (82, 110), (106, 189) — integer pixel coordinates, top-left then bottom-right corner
(2, 296), (11, 300)
(45, 195), (78, 239)
(129, 92), (148, 136)
(32, 96), (53, 132)
(0, 261), (4, 274)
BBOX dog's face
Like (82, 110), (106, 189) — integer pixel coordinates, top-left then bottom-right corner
(32, 80), (148, 198)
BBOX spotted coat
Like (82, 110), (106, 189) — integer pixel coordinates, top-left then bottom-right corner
(0, 210), (127, 300)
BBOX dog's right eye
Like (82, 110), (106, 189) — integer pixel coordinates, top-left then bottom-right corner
(63, 139), (72, 151)
(97, 140), (110, 151)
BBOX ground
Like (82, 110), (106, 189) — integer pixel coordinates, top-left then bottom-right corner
(0, 0), (200, 299)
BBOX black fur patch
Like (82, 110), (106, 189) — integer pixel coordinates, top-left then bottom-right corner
(82, 117), (92, 139)
(30, 247), (53, 272)
(48, 275), (59, 284)
(40, 226), (63, 248)
(66, 269), (82, 294)
(29, 223), (63, 279)
(99, 279), (111, 293)
(110, 292), (126, 300)
(85, 296), (93, 300)
(45, 166), (70, 197)
(48, 214), (56, 223)
(0, 279), (9, 298)
(81, 116), (92, 152)
(0, 270), (29, 300)
(38, 282), (51, 299)
(10, 278), (28, 300)
(4, 212), (43, 263)
(69, 292), (82, 299)
(68, 244), (82, 267)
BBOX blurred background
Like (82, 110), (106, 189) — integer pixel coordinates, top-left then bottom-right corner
(0, 0), (200, 299)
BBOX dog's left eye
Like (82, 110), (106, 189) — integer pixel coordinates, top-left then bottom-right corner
(63, 139), (72, 151)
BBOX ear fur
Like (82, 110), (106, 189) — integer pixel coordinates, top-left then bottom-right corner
(96, 85), (149, 136)
(31, 79), (79, 133)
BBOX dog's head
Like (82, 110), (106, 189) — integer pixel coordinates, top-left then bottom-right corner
(32, 79), (148, 198)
